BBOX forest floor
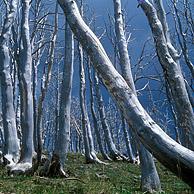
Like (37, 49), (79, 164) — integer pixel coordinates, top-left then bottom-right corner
(0, 153), (192, 194)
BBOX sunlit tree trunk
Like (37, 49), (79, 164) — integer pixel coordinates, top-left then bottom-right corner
(139, 0), (194, 150)
(94, 72), (126, 161)
(55, 20), (73, 166)
(121, 117), (135, 162)
(47, 21), (74, 177)
(78, 44), (102, 164)
(0, 0), (20, 164)
(113, 0), (161, 191)
(11, 0), (34, 173)
(58, 0), (194, 188)
(88, 61), (111, 161)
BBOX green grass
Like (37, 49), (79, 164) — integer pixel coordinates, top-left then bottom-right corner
(0, 154), (192, 194)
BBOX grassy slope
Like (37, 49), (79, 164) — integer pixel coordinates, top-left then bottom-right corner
(0, 154), (192, 194)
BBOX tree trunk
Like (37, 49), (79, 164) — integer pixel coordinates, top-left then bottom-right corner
(57, 0), (194, 188)
(140, 0), (194, 150)
(36, 4), (58, 165)
(54, 21), (73, 167)
(113, 0), (161, 191)
(0, 0), (20, 165)
(88, 61), (111, 161)
(94, 72), (125, 161)
(11, 0), (34, 174)
(121, 117), (135, 162)
(78, 43), (102, 164)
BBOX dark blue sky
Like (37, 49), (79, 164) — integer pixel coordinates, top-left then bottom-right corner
(85, 0), (151, 60)
(71, 0), (155, 96)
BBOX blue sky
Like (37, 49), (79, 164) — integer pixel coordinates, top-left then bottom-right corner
(71, 0), (154, 94)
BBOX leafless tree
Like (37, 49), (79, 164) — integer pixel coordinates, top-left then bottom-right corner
(58, 0), (194, 188)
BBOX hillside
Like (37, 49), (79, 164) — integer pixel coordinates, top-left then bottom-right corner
(0, 154), (192, 194)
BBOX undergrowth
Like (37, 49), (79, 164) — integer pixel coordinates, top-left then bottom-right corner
(0, 154), (192, 194)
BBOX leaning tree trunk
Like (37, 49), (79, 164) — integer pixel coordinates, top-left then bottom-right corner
(11, 0), (34, 174)
(0, 0), (20, 165)
(113, 0), (161, 192)
(58, 0), (194, 188)
(139, 0), (194, 150)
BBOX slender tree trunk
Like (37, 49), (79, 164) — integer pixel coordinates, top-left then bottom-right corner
(0, 0), (20, 165)
(88, 61), (111, 161)
(171, 0), (194, 77)
(121, 117), (135, 162)
(54, 21), (73, 167)
(36, 4), (58, 165)
(78, 44), (102, 164)
(58, 0), (194, 188)
(94, 73), (125, 161)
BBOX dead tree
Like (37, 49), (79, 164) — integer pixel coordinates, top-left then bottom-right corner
(0, 0), (20, 165)
(113, 0), (161, 191)
(139, 0), (194, 149)
(58, 0), (194, 188)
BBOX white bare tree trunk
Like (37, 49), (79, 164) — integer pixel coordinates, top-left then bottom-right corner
(78, 43), (102, 164)
(94, 72), (126, 161)
(113, 0), (161, 191)
(88, 62), (111, 161)
(58, 0), (194, 188)
(36, 4), (58, 165)
(11, 0), (34, 174)
(54, 21), (73, 168)
(139, 0), (194, 150)
(0, 0), (20, 164)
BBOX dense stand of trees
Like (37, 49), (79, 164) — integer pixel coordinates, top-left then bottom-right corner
(0, 0), (193, 192)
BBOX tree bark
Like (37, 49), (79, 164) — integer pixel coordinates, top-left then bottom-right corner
(113, 0), (161, 191)
(0, 0), (20, 164)
(54, 21), (73, 167)
(78, 43), (102, 164)
(58, 0), (194, 188)
(88, 61), (111, 161)
(11, 0), (34, 174)
(36, 4), (58, 165)
(94, 72), (125, 161)
(139, 0), (194, 150)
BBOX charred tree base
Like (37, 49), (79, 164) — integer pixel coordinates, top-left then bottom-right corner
(40, 154), (69, 178)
